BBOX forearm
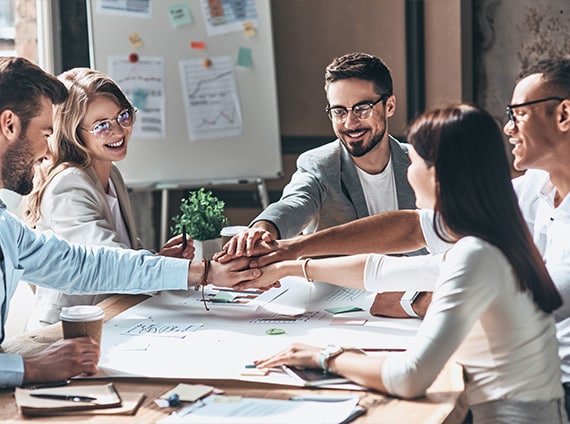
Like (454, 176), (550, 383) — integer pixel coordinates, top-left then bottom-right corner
(294, 210), (426, 258)
(277, 255), (368, 290)
(328, 351), (388, 393)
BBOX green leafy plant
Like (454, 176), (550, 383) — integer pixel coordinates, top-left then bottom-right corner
(171, 188), (229, 241)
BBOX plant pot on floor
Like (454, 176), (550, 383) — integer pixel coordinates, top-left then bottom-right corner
(193, 238), (222, 261)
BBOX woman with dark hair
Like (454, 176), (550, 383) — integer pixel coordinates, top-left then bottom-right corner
(238, 104), (567, 423)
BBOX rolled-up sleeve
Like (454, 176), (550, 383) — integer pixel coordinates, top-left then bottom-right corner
(0, 354), (24, 387)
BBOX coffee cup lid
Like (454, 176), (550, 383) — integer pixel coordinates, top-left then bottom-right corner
(220, 225), (248, 237)
(60, 305), (105, 322)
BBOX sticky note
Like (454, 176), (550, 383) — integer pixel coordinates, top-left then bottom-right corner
(131, 88), (149, 110)
(240, 367), (268, 376)
(325, 306), (363, 314)
(168, 3), (193, 27)
(243, 21), (256, 37)
(331, 317), (368, 326)
(128, 32), (143, 49)
(210, 292), (235, 303)
(190, 41), (207, 50)
(237, 47), (253, 68)
(161, 384), (214, 402)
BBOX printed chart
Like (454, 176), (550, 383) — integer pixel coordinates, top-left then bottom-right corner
(179, 56), (243, 141)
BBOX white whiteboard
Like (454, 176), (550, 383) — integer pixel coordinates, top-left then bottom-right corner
(86, 0), (282, 187)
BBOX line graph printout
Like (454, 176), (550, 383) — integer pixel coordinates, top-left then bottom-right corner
(179, 56), (243, 141)
(108, 56), (166, 138)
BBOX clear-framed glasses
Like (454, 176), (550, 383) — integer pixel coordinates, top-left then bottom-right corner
(325, 96), (386, 123)
(81, 108), (136, 139)
(505, 97), (563, 126)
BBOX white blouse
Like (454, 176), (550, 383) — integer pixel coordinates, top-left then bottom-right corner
(364, 236), (563, 405)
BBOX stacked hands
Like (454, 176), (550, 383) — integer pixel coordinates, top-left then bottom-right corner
(214, 228), (334, 372)
(214, 227), (292, 290)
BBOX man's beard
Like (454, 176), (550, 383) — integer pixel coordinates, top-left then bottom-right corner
(2, 133), (35, 195)
(340, 126), (385, 158)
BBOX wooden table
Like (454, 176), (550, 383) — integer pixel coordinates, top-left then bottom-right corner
(0, 294), (468, 423)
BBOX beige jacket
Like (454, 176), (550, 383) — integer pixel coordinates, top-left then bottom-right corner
(27, 164), (145, 328)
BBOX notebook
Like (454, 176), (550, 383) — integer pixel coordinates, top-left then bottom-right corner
(15, 383), (124, 416)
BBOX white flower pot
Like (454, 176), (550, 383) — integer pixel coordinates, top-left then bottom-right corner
(193, 238), (222, 261)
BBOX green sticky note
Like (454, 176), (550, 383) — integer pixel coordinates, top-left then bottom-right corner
(210, 292), (235, 303)
(237, 47), (253, 68)
(169, 3), (193, 28)
(325, 306), (363, 314)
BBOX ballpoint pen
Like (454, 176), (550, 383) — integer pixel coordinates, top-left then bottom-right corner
(182, 225), (188, 251)
(29, 393), (97, 402)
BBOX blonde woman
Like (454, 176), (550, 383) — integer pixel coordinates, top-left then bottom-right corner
(23, 68), (194, 328)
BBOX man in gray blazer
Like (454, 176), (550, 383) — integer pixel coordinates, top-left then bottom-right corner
(225, 52), (416, 252)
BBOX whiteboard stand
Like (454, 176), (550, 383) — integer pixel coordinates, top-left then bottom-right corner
(159, 179), (270, 245)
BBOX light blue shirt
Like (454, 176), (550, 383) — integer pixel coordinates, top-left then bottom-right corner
(0, 199), (189, 387)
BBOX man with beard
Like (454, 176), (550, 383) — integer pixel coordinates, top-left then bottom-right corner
(223, 53), (420, 265)
(0, 57), (260, 387)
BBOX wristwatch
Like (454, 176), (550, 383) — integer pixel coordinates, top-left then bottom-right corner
(400, 291), (421, 318)
(318, 345), (344, 373)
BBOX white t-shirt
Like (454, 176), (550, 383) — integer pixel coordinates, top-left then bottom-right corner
(364, 236), (562, 405)
(420, 169), (570, 384)
(355, 158), (398, 215)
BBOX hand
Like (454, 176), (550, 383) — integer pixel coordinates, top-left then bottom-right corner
(158, 234), (194, 259)
(208, 257), (262, 287)
(23, 337), (100, 384)
(231, 262), (286, 291)
(254, 343), (322, 370)
(215, 227), (274, 261)
(249, 238), (301, 268)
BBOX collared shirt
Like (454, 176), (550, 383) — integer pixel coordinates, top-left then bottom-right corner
(419, 169), (570, 383)
(0, 199), (189, 387)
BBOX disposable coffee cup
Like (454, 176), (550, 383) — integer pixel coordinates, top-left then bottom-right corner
(60, 305), (105, 345)
(220, 225), (249, 246)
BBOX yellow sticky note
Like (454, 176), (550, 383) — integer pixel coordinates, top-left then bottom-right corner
(161, 384), (214, 402)
(243, 21), (256, 37)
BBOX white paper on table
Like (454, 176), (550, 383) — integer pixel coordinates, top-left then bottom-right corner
(158, 395), (359, 424)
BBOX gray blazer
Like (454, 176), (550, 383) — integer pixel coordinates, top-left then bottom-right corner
(253, 135), (416, 239)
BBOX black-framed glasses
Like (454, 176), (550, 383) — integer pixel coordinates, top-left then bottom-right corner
(81, 108), (136, 139)
(325, 96), (386, 123)
(505, 97), (563, 126)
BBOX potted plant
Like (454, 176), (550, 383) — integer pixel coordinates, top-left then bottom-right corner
(171, 188), (229, 260)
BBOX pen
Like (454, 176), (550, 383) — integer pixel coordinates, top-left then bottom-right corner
(30, 393), (97, 402)
(182, 225), (188, 250)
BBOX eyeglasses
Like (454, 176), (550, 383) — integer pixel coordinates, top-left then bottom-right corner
(81, 108), (136, 139)
(505, 97), (563, 126)
(325, 96), (386, 123)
